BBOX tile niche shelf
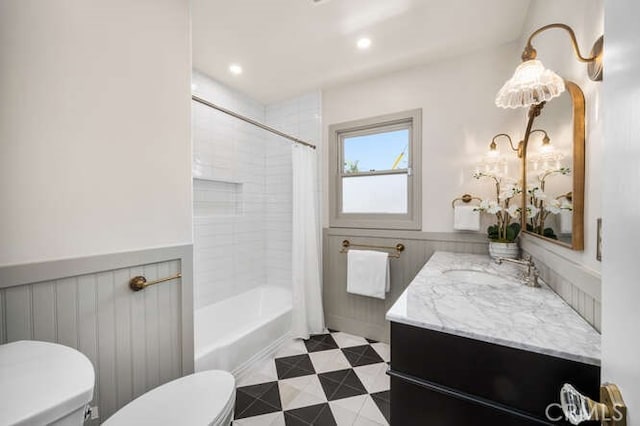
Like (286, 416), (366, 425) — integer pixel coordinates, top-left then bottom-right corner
(193, 177), (244, 218)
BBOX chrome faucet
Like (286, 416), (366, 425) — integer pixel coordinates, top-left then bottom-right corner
(494, 255), (540, 288)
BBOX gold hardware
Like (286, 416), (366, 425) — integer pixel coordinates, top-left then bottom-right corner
(490, 133), (523, 158)
(588, 35), (604, 82)
(600, 383), (627, 425)
(518, 102), (546, 232)
(561, 383), (627, 425)
(451, 194), (482, 208)
(339, 240), (405, 259)
(490, 129), (549, 159)
(129, 273), (182, 292)
(521, 23), (604, 81)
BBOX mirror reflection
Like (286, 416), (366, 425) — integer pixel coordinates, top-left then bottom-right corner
(523, 82), (584, 248)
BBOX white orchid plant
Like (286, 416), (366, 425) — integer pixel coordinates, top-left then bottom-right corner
(472, 171), (523, 243)
(526, 167), (573, 239)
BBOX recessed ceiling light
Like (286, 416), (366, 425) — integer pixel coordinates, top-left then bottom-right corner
(229, 64), (243, 75)
(357, 37), (372, 50)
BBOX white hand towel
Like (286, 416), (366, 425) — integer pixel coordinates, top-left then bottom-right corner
(347, 249), (390, 299)
(454, 205), (480, 231)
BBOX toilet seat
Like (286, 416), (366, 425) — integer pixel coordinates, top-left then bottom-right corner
(103, 370), (235, 426)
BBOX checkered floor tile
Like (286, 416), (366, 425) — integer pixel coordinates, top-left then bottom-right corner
(233, 330), (390, 425)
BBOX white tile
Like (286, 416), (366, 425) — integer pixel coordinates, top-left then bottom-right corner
(329, 394), (367, 426)
(352, 415), (386, 426)
(277, 374), (327, 411)
(329, 395), (366, 426)
(275, 339), (307, 358)
(332, 332), (369, 348)
(329, 403), (360, 425)
(370, 342), (390, 362)
(236, 357), (278, 387)
(232, 411), (285, 426)
(353, 363), (390, 394)
(357, 396), (388, 425)
(309, 349), (351, 373)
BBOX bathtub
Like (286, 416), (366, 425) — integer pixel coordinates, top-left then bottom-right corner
(194, 285), (292, 374)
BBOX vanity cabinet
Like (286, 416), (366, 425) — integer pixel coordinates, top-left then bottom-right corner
(389, 321), (600, 425)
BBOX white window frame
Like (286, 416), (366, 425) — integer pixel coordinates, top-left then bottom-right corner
(329, 109), (422, 230)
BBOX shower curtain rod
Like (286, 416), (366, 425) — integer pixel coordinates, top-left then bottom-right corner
(192, 95), (317, 150)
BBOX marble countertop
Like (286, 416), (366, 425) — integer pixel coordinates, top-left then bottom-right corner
(386, 251), (601, 365)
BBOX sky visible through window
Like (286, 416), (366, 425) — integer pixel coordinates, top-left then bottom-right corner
(343, 129), (409, 173)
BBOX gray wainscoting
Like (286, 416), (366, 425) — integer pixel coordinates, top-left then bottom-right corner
(0, 245), (193, 424)
(521, 236), (601, 331)
(323, 228), (488, 343)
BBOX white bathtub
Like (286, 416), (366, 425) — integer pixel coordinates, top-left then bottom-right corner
(194, 285), (292, 373)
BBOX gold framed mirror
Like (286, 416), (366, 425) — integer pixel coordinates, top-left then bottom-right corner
(522, 80), (585, 250)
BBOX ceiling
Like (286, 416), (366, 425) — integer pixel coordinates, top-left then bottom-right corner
(192, 0), (531, 104)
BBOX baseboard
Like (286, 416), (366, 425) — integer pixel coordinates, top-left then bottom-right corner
(325, 313), (389, 344)
(232, 332), (293, 379)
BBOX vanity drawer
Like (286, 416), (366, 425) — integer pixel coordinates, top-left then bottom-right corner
(390, 375), (544, 426)
(390, 321), (600, 422)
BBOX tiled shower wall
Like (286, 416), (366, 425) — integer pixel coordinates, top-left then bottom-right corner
(192, 70), (321, 308)
(265, 93), (322, 290)
(192, 71), (267, 309)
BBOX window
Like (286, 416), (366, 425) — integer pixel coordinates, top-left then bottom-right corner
(329, 109), (422, 229)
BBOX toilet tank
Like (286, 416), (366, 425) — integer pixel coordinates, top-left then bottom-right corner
(0, 341), (95, 426)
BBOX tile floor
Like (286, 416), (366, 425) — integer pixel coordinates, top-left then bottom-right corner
(233, 330), (391, 425)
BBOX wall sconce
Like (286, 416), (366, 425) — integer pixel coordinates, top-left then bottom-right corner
(489, 133), (522, 158)
(481, 138), (509, 175)
(496, 23), (604, 109)
(488, 129), (549, 159)
(484, 129), (561, 174)
(527, 129), (564, 171)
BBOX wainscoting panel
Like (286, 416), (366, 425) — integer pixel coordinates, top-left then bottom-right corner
(0, 245), (193, 424)
(323, 228), (488, 343)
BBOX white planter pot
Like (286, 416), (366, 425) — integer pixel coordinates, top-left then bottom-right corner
(488, 241), (520, 259)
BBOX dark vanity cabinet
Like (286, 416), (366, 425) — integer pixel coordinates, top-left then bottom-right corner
(389, 322), (600, 425)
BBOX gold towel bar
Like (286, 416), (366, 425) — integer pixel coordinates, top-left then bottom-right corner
(339, 240), (405, 259)
(129, 273), (182, 292)
(451, 193), (482, 208)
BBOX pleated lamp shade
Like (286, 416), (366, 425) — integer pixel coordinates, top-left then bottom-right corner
(495, 60), (565, 109)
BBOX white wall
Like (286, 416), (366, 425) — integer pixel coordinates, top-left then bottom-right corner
(0, 0), (192, 266)
(602, 0), (640, 417)
(322, 43), (524, 231)
(518, 0), (604, 274)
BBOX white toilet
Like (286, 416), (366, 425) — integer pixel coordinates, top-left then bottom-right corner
(0, 341), (236, 426)
(103, 370), (235, 426)
(0, 341), (95, 426)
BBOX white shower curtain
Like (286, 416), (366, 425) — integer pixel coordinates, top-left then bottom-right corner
(291, 145), (325, 339)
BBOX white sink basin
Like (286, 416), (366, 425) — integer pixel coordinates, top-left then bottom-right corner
(442, 269), (513, 285)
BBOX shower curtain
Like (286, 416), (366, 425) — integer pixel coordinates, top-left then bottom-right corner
(291, 145), (325, 339)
